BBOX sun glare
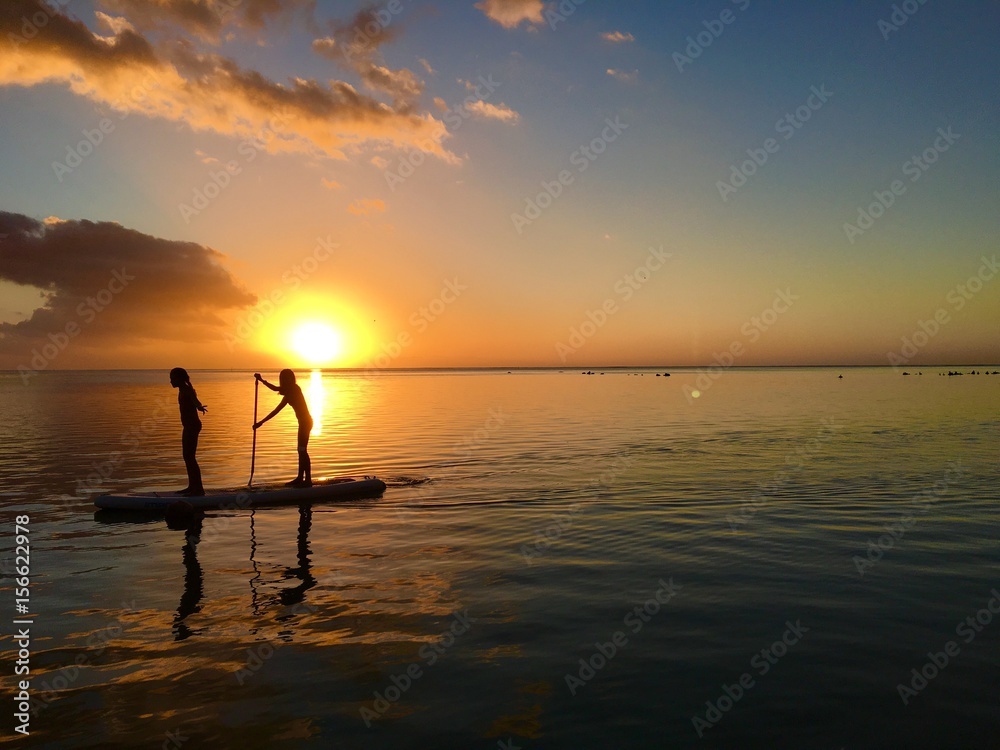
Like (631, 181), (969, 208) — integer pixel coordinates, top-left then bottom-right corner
(291, 322), (343, 365)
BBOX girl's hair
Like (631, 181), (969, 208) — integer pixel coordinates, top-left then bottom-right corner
(278, 369), (296, 391)
(170, 367), (191, 385)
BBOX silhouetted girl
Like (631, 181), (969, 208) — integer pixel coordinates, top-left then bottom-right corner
(254, 370), (313, 486)
(169, 367), (207, 496)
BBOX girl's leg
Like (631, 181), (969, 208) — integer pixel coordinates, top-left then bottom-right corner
(182, 425), (204, 494)
(297, 422), (312, 485)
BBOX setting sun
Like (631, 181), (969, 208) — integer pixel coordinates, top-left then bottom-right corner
(290, 322), (343, 366)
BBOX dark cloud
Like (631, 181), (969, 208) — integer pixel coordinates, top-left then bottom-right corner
(0, 0), (452, 161)
(97, 0), (315, 40)
(312, 7), (425, 109)
(0, 212), (255, 358)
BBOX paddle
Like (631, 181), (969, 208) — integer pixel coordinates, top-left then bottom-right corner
(248, 375), (259, 487)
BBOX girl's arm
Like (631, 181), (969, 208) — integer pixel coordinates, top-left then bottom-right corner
(254, 373), (280, 392)
(183, 385), (207, 413)
(254, 397), (287, 429)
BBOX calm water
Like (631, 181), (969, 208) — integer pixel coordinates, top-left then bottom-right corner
(1, 368), (998, 749)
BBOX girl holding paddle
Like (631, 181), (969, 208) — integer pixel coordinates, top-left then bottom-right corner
(169, 367), (207, 496)
(253, 370), (313, 487)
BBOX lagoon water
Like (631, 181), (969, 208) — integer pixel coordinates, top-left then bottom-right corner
(1, 367), (998, 749)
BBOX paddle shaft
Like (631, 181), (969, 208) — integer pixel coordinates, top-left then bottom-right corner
(248, 377), (259, 486)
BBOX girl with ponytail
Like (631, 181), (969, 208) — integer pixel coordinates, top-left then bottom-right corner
(169, 367), (207, 496)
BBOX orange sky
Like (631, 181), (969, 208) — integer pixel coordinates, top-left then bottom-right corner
(1, 0), (998, 371)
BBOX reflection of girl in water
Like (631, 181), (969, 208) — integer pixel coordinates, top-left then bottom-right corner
(169, 367), (207, 496)
(172, 513), (203, 641)
(253, 370), (313, 487)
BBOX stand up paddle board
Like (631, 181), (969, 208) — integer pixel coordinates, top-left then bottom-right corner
(95, 476), (387, 511)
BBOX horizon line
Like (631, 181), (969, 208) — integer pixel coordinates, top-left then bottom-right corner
(4, 364), (998, 374)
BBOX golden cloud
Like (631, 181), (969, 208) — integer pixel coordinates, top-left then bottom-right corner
(0, 0), (454, 162)
(607, 68), (639, 85)
(601, 30), (635, 44)
(465, 100), (520, 123)
(475, 0), (544, 29)
(347, 199), (386, 216)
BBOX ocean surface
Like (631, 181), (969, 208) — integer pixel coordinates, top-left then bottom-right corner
(1, 367), (997, 749)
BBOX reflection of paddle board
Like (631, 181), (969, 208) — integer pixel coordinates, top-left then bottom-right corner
(94, 477), (387, 511)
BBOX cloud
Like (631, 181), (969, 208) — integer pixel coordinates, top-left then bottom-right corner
(0, 0), (454, 162)
(94, 11), (136, 36)
(320, 177), (343, 190)
(96, 0), (313, 41)
(0, 211), (255, 361)
(347, 199), (386, 216)
(311, 7), (425, 110)
(475, 0), (544, 29)
(98, 0), (222, 40)
(418, 58), (435, 75)
(318, 6), (397, 58)
(601, 31), (635, 44)
(465, 100), (520, 123)
(361, 64), (423, 104)
(607, 68), (638, 85)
